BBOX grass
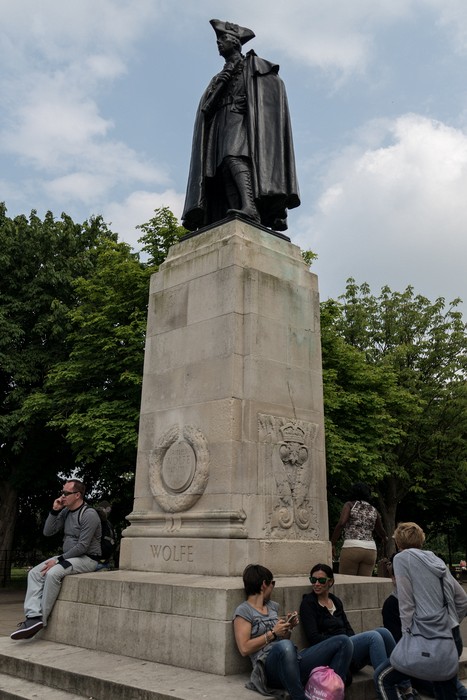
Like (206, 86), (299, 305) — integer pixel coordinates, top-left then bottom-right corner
(2, 567), (28, 590)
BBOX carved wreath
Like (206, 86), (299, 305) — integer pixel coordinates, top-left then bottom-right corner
(149, 425), (210, 513)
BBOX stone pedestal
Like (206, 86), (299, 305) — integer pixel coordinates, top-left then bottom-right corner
(121, 218), (330, 575)
(42, 571), (394, 676)
(42, 220), (347, 676)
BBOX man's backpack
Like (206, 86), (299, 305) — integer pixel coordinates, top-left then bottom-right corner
(67, 503), (117, 564)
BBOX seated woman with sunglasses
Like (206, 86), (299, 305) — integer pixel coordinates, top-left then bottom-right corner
(233, 564), (353, 700)
(300, 564), (395, 687)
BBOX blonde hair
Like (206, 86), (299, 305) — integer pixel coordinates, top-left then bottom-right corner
(394, 521), (425, 550)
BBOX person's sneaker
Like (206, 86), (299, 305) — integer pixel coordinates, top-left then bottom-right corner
(400, 690), (420, 700)
(10, 617), (43, 640)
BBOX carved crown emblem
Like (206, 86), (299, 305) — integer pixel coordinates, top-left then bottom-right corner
(280, 422), (305, 444)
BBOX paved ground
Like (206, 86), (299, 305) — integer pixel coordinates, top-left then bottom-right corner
(0, 589), (24, 637)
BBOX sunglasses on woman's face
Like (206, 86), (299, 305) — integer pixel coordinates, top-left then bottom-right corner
(309, 576), (330, 585)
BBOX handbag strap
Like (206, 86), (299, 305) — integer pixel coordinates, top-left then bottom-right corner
(407, 574), (450, 635)
(440, 575), (448, 608)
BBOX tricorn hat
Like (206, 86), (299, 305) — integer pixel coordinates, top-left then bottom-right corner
(210, 19), (255, 46)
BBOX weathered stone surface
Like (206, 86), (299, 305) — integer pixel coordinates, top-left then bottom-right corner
(43, 571), (395, 675)
(39, 219), (332, 679)
(124, 219), (329, 576)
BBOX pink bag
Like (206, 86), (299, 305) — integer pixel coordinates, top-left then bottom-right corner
(305, 666), (345, 700)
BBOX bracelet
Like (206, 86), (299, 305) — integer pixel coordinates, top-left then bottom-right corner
(264, 632), (268, 645)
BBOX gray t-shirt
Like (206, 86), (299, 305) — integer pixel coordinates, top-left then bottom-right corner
(233, 600), (279, 664)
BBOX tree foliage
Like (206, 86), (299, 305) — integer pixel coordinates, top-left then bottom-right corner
(0, 205), (184, 581)
(136, 206), (186, 266)
(322, 279), (467, 551)
(301, 249), (318, 267)
(0, 205), (117, 579)
(24, 237), (151, 485)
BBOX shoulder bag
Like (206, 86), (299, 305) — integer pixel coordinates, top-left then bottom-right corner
(390, 577), (458, 681)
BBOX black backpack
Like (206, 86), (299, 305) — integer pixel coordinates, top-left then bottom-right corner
(66, 503), (116, 563)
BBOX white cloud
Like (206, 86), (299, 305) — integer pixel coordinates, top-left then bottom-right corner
(428, 0), (467, 56)
(103, 189), (185, 249)
(180, 0), (415, 77)
(0, 1), (169, 212)
(301, 114), (467, 302)
(43, 144), (169, 206)
(1, 1), (161, 64)
(3, 90), (112, 168)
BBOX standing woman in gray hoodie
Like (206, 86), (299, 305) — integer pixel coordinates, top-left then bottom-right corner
(374, 522), (467, 700)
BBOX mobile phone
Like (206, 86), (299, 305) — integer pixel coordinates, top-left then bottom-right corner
(286, 612), (298, 624)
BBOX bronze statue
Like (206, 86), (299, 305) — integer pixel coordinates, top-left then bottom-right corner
(182, 19), (300, 233)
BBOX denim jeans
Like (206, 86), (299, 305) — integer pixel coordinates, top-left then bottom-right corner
(374, 659), (458, 700)
(453, 627), (467, 699)
(351, 627), (396, 671)
(264, 635), (353, 700)
(24, 555), (98, 625)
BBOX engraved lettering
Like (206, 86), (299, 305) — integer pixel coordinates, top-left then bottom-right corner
(150, 543), (195, 562)
(161, 440), (196, 493)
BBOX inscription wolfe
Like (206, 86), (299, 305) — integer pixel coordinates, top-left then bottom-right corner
(150, 544), (194, 562)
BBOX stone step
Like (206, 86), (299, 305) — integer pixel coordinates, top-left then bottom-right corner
(0, 671), (83, 699)
(0, 637), (256, 700)
(0, 637), (465, 700)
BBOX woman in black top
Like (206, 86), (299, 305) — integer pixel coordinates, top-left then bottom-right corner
(300, 563), (395, 687)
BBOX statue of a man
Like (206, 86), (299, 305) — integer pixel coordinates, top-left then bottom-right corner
(182, 19), (300, 233)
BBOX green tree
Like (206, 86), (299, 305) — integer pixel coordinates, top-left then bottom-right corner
(0, 205), (114, 581)
(136, 206), (186, 266)
(322, 280), (467, 546)
(18, 207), (185, 564)
(301, 249), (318, 268)
(25, 237), (151, 492)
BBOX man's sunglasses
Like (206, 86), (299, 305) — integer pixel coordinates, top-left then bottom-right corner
(60, 490), (79, 497)
(309, 576), (330, 585)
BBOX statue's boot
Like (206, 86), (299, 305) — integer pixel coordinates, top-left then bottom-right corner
(272, 217), (288, 232)
(226, 167), (260, 224)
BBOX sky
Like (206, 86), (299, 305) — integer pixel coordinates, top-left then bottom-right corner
(2, 0), (467, 305)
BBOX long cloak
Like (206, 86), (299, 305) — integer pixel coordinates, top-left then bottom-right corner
(182, 50), (300, 231)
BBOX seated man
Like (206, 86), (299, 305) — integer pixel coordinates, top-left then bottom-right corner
(11, 479), (101, 640)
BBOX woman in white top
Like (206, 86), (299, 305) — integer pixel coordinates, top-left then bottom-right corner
(331, 482), (388, 576)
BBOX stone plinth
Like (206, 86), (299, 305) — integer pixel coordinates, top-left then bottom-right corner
(121, 218), (329, 576)
(42, 570), (394, 676)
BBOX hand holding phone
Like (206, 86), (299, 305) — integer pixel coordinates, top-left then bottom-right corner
(286, 611), (299, 625)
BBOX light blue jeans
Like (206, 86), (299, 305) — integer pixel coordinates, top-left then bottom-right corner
(351, 627), (396, 671)
(24, 555), (98, 625)
(264, 635), (353, 700)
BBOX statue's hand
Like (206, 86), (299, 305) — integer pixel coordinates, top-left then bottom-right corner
(216, 63), (235, 84)
(202, 64), (234, 116)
